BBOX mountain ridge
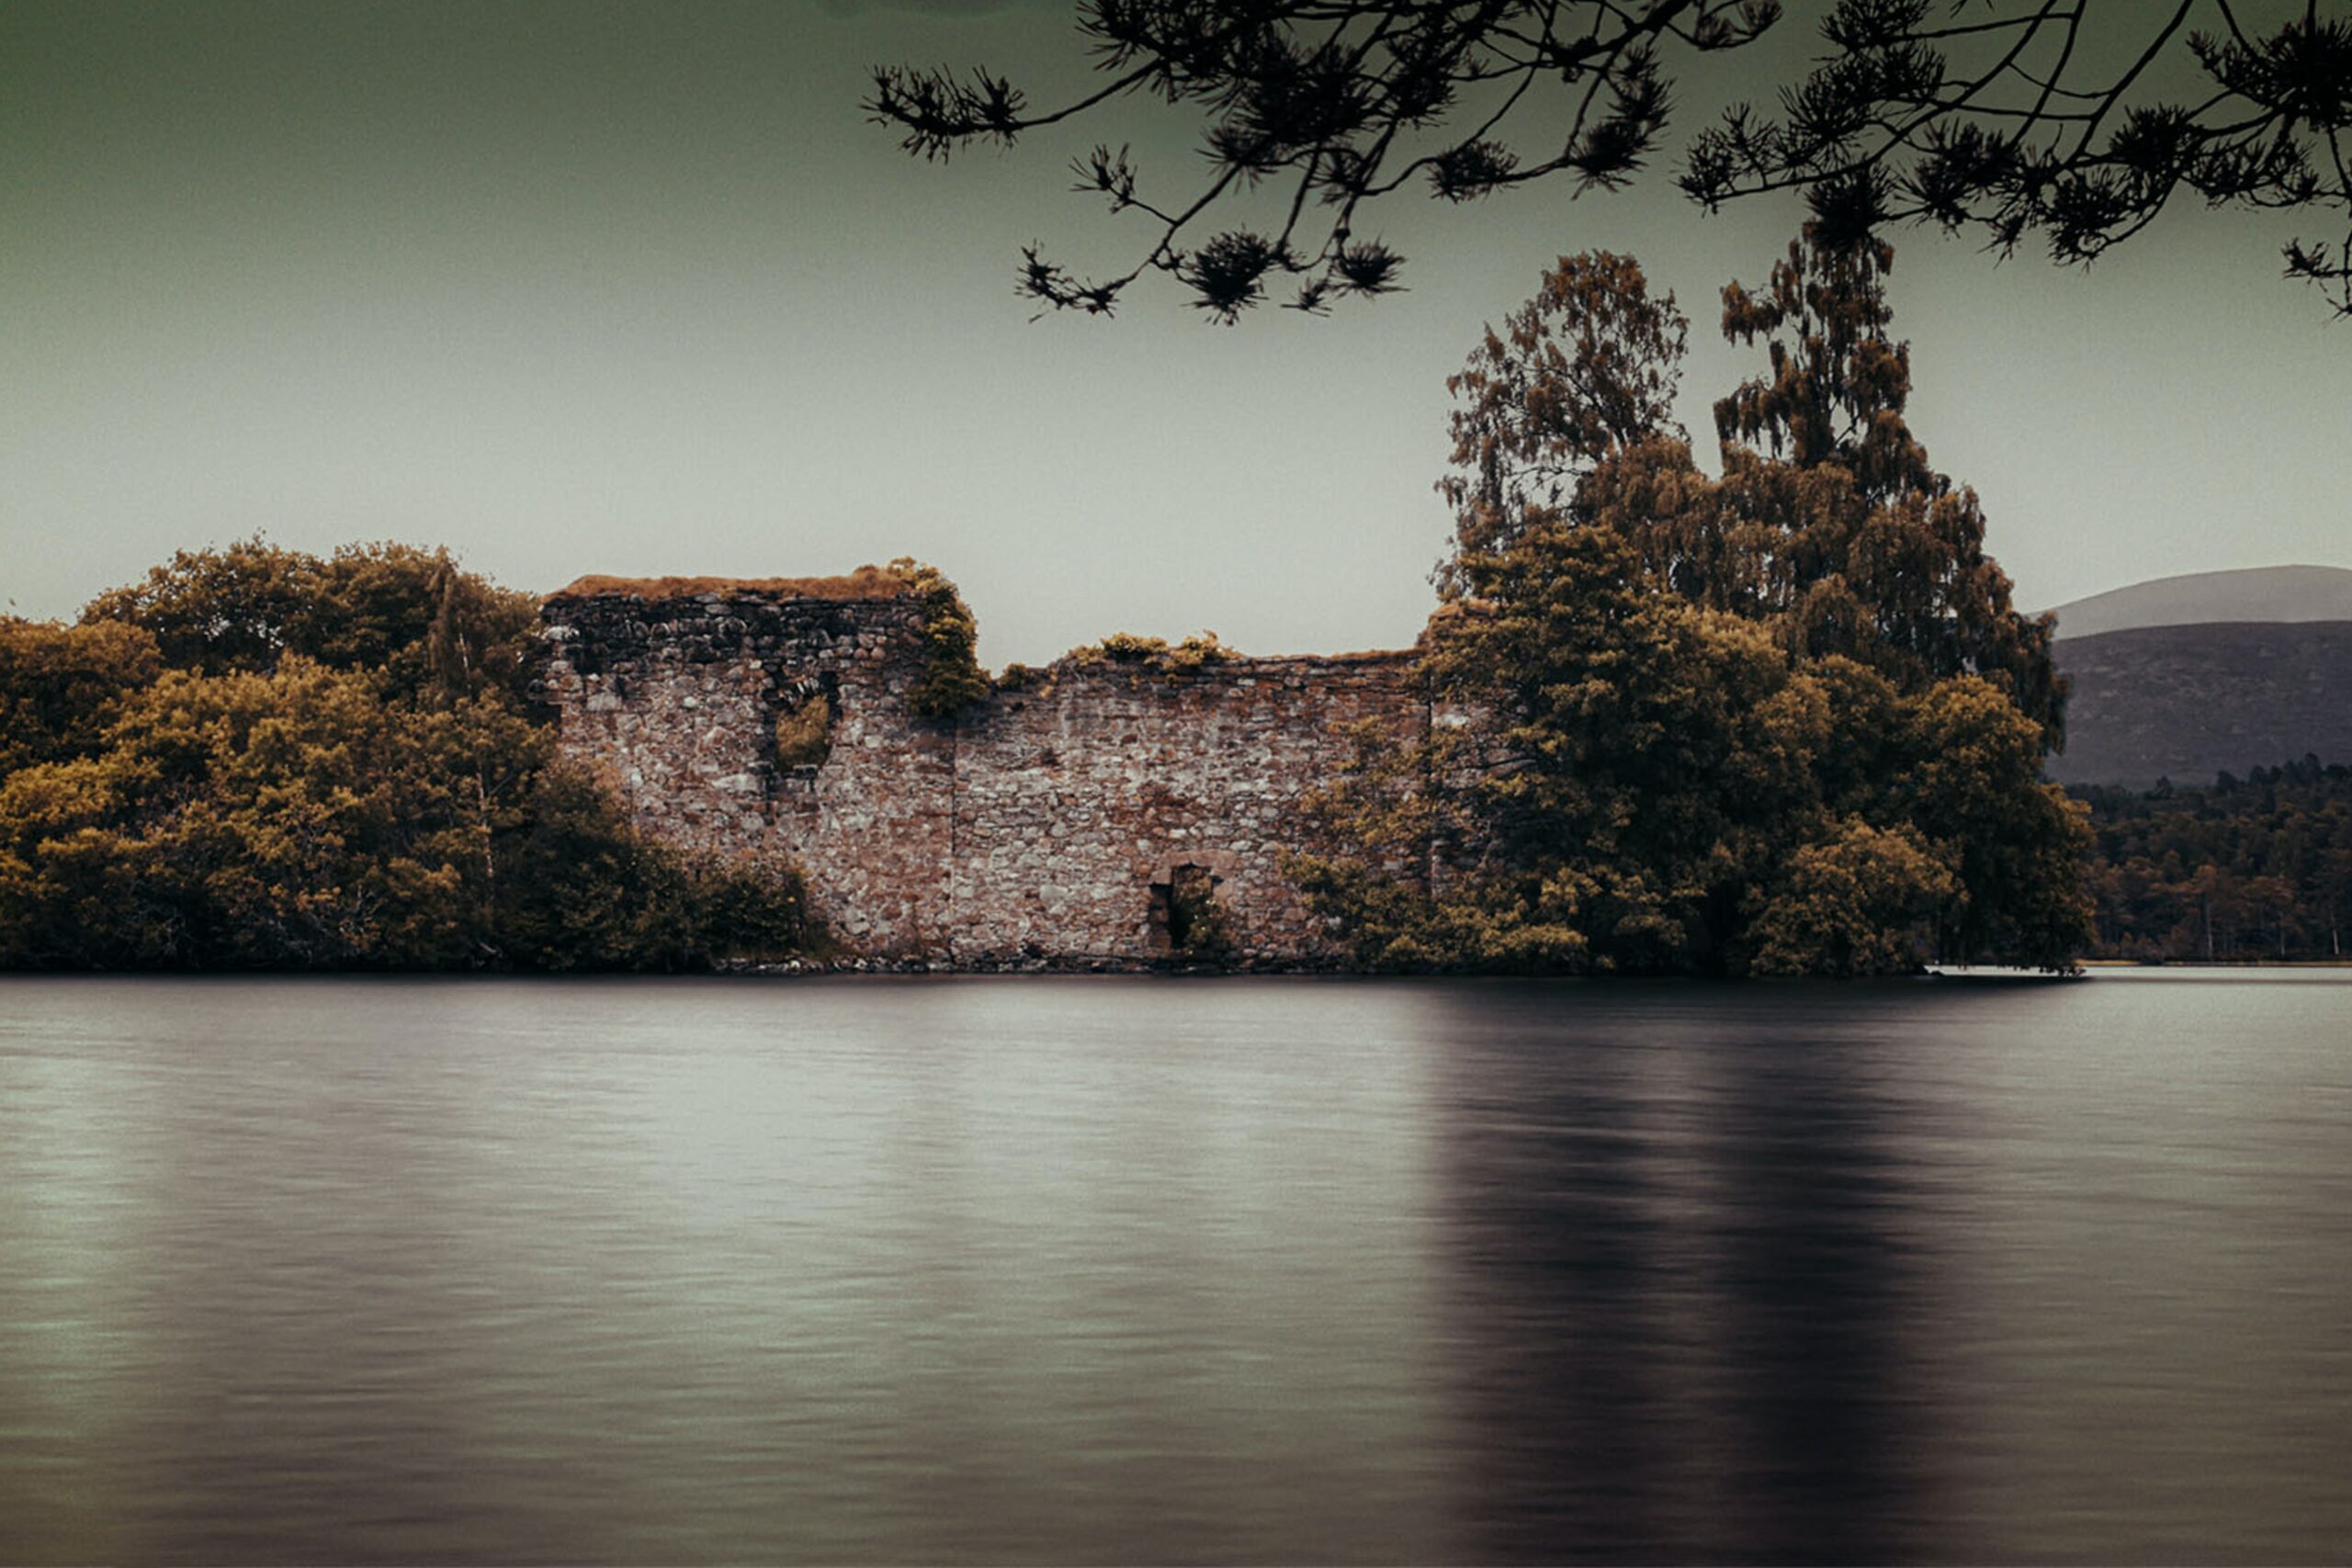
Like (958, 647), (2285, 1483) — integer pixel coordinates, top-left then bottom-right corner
(2040, 564), (2352, 638)
(2048, 618), (2352, 788)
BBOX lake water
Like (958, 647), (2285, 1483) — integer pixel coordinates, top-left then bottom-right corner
(2, 972), (2348, 1564)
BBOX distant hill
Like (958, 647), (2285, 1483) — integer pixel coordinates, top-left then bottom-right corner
(2049, 621), (2352, 788)
(2043, 564), (2352, 637)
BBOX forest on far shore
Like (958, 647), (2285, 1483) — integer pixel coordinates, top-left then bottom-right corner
(2076, 760), (2352, 963)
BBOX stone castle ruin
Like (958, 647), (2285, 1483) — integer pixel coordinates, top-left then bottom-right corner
(537, 571), (1427, 966)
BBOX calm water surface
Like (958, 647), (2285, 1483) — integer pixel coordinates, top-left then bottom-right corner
(2, 973), (2348, 1563)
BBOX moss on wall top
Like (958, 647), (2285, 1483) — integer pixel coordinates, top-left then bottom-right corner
(1069, 631), (1235, 673)
(545, 567), (911, 604)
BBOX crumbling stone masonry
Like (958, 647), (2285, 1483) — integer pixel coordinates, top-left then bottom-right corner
(537, 578), (1427, 966)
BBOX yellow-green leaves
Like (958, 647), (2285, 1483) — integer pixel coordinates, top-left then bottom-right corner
(4, 549), (821, 971)
(1069, 630), (1234, 676)
(1747, 820), (1959, 977)
(80, 538), (538, 705)
(887, 558), (993, 718)
(0, 618), (162, 773)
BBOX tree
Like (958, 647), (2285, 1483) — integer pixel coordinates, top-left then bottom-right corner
(1437, 251), (1690, 587)
(1291, 230), (2092, 973)
(1708, 228), (2064, 740)
(1892, 673), (2093, 965)
(0, 617), (163, 774)
(870, 0), (2352, 320)
(1443, 226), (2064, 738)
(2070, 757), (2352, 961)
(4, 547), (821, 971)
(82, 538), (539, 704)
(80, 536), (314, 675)
(1746, 818), (1958, 976)
(0, 660), (544, 967)
(1293, 520), (1833, 972)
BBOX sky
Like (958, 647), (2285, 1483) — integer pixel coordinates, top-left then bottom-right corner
(6, 0), (2350, 668)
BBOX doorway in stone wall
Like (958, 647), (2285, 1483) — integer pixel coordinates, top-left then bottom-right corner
(1150, 860), (1231, 959)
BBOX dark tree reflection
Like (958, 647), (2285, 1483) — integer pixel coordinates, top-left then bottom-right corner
(1427, 984), (1934, 1563)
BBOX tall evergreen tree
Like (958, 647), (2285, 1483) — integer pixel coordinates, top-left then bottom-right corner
(1711, 230), (2064, 741)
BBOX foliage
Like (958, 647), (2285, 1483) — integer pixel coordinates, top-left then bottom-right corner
(1071, 629), (1235, 673)
(2075, 756), (2352, 961)
(886, 558), (994, 718)
(484, 764), (822, 972)
(79, 536), (312, 676)
(552, 566), (908, 603)
(1896, 674), (2094, 965)
(0, 618), (164, 774)
(774, 693), (833, 769)
(1294, 231), (2092, 975)
(82, 537), (540, 704)
(870, 0), (2352, 319)
(1077, 630), (1171, 663)
(1163, 865), (1233, 959)
(1447, 228), (2064, 739)
(1747, 819), (1957, 977)
(1167, 631), (1233, 672)
(1297, 524), (1837, 973)
(1438, 251), (1690, 590)
(1706, 232), (2061, 741)
(3, 548), (820, 971)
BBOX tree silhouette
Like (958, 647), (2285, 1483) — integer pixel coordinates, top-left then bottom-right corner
(868, 0), (2352, 321)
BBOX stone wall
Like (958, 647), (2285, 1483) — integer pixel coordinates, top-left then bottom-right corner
(537, 582), (1425, 966)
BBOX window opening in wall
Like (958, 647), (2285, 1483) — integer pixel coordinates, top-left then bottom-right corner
(1155, 863), (1231, 959)
(773, 689), (833, 771)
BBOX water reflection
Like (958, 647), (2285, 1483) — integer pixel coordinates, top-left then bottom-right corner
(1422, 987), (1930, 1562)
(1, 974), (2349, 1563)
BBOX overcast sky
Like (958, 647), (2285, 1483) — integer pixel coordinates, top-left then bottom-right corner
(6, 0), (2349, 667)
